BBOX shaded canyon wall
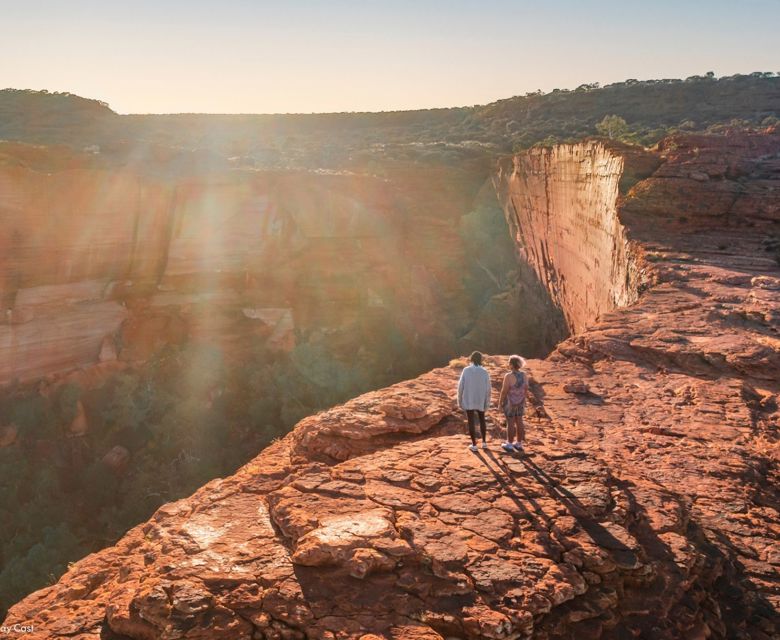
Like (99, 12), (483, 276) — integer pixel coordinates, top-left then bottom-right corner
(0, 146), (527, 387)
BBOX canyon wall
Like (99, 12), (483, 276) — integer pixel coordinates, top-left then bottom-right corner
(0, 146), (511, 387)
(495, 142), (660, 334)
(0, 159), (172, 383)
(5, 131), (778, 638)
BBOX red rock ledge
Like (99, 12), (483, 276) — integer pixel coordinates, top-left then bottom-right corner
(4, 130), (779, 639)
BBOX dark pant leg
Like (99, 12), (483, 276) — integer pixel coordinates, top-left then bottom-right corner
(466, 410), (477, 444)
(476, 410), (487, 442)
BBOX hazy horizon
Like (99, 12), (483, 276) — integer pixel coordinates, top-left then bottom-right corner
(3, 0), (780, 114)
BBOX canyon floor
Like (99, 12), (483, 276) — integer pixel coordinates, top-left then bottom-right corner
(3, 131), (780, 639)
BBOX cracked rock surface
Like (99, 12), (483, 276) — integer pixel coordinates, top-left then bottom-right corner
(4, 130), (779, 639)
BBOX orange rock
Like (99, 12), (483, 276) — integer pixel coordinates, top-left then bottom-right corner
(4, 130), (780, 639)
(98, 335), (118, 362)
(67, 400), (88, 436)
(101, 445), (130, 473)
(0, 148), (490, 386)
(0, 423), (17, 447)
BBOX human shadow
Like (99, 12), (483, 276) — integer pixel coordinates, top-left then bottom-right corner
(475, 450), (638, 566)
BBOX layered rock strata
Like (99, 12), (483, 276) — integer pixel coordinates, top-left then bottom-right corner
(495, 142), (660, 334)
(4, 131), (779, 638)
(0, 148), (498, 385)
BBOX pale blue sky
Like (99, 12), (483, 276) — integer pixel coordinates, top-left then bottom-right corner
(1, 0), (778, 114)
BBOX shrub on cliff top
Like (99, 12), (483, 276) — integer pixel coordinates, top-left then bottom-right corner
(596, 115), (629, 140)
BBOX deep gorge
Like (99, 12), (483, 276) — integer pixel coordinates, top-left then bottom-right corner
(2, 126), (779, 638)
(0, 146), (565, 385)
(0, 143), (567, 614)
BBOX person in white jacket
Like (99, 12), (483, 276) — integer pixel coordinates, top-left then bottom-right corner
(457, 351), (492, 451)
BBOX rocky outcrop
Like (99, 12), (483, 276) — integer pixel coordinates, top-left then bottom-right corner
(4, 131), (779, 638)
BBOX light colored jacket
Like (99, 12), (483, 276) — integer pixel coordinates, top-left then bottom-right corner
(457, 364), (491, 411)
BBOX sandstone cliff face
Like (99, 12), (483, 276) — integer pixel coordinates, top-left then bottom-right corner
(0, 148), (499, 386)
(4, 131), (780, 639)
(0, 160), (171, 383)
(495, 142), (659, 334)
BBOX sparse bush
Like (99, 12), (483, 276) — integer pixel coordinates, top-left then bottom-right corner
(596, 115), (629, 140)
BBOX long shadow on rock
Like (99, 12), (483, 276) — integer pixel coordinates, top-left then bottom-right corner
(476, 451), (635, 563)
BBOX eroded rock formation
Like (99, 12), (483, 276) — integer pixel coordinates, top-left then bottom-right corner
(495, 142), (660, 334)
(4, 130), (779, 638)
(0, 146), (508, 386)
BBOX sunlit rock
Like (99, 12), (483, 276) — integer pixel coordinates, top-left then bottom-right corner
(4, 130), (780, 638)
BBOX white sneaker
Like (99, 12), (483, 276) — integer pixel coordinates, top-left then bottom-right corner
(468, 444), (478, 452)
(481, 442), (488, 450)
(501, 442), (515, 452)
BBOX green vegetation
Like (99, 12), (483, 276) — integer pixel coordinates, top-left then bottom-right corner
(0, 315), (442, 615)
(459, 194), (518, 311)
(2, 73), (778, 164)
(471, 72), (780, 151)
(596, 115), (629, 140)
